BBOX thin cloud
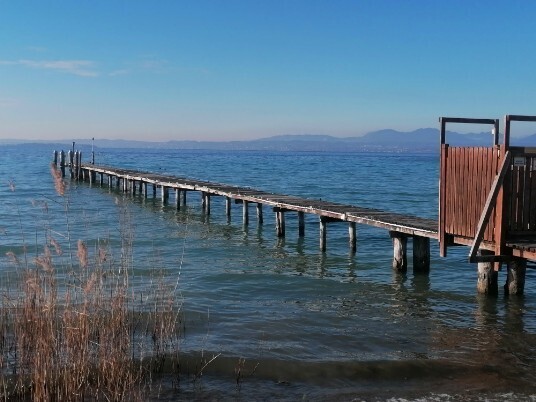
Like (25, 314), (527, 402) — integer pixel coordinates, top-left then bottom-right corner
(0, 98), (20, 108)
(0, 59), (98, 77)
(109, 69), (130, 77)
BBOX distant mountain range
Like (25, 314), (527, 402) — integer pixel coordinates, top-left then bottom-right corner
(3, 128), (536, 152)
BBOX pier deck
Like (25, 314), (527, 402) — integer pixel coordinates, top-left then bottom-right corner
(80, 164), (438, 240)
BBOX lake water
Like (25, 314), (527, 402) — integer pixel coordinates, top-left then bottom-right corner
(1, 144), (536, 401)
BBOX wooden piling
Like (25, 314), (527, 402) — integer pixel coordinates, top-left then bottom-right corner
(505, 258), (527, 296)
(243, 200), (249, 225)
(275, 209), (285, 237)
(53, 150), (58, 166)
(413, 236), (430, 273)
(201, 192), (210, 214)
(390, 232), (407, 272)
(182, 190), (187, 206)
(349, 222), (356, 253)
(256, 203), (263, 224)
(131, 180), (136, 195)
(298, 211), (305, 237)
(162, 186), (169, 205)
(477, 249), (498, 295)
(153, 184), (157, 197)
(59, 151), (66, 177)
(320, 217), (327, 252)
(226, 197), (231, 218)
(68, 150), (74, 179)
(175, 189), (181, 209)
(99, 172), (104, 185)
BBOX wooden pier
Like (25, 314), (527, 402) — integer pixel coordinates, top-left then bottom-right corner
(56, 114), (536, 296)
(70, 164), (437, 274)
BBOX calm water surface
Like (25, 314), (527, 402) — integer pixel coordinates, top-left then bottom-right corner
(1, 144), (536, 401)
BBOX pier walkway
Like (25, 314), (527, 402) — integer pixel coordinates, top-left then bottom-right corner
(76, 163), (438, 273)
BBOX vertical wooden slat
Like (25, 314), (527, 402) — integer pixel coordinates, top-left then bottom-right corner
(530, 157), (536, 230)
(522, 158), (531, 230)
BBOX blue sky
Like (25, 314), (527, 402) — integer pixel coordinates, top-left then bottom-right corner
(1, 1), (536, 141)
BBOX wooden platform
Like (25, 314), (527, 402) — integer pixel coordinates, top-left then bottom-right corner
(80, 164), (438, 240)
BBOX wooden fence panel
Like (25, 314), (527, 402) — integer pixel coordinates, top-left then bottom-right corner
(443, 147), (499, 241)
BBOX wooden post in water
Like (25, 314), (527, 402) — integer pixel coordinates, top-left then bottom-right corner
(131, 180), (136, 195)
(78, 152), (82, 180)
(175, 189), (181, 210)
(349, 222), (357, 253)
(275, 209), (285, 237)
(256, 203), (263, 224)
(153, 184), (157, 198)
(413, 236), (430, 273)
(53, 150), (58, 166)
(243, 201), (249, 225)
(505, 258), (527, 296)
(390, 231), (407, 272)
(162, 186), (169, 205)
(477, 249), (498, 295)
(115, 176), (121, 188)
(182, 190), (187, 206)
(60, 151), (66, 177)
(68, 150), (74, 178)
(99, 173), (104, 186)
(201, 192), (210, 215)
(320, 217), (327, 252)
(298, 211), (305, 237)
(226, 197), (231, 218)
(142, 182), (147, 197)
(108, 175), (113, 188)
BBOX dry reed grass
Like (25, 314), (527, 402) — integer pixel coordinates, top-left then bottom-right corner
(0, 167), (183, 401)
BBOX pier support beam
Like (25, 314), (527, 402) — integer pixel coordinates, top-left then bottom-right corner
(226, 197), (231, 218)
(298, 212), (305, 237)
(390, 231), (407, 273)
(131, 180), (136, 195)
(161, 186), (169, 205)
(320, 217), (327, 252)
(175, 189), (181, 209)
(182, 190), (187, 206)
(349, 222), (357, 253)
(505, 258), (527, 296)
(413, 236), (430, 273)
(477, 250), (498, 295)
(59, 151), (66, 177)
(275, 209), (285, 237)
(242, 201), (249, 225)
(202, 192), (210, 215)
(256, 203), (263, 224)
